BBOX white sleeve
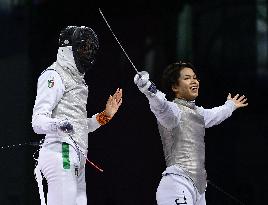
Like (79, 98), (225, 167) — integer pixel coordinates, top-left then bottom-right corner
(32, 70), (65, 134)
(196, 100), (236, 128)
(87, 114), (101, 133)
(146, 91), (181, 130)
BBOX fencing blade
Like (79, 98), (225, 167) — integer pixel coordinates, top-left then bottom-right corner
(99, 8), (139, 74)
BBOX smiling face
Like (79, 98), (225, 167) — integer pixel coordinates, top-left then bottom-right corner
(172, 67), (199, 101)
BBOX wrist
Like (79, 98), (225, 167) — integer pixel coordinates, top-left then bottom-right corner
(96, 111), (112, 125)
(226, 99), (237, 111)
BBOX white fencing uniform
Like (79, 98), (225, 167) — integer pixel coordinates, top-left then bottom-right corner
(32, 46), (101, 205)
(145, 91), (236, 205)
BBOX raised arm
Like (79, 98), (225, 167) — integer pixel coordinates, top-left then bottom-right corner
(88, 88), (123, 132)
(197, 93), (248, 128)
(134, 71), (180, 130)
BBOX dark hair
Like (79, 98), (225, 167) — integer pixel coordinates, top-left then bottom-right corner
(161, 61), (197, 100)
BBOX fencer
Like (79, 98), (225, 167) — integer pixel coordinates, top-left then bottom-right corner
(32, 26), (122, 205)
(134, 62), (248, 205)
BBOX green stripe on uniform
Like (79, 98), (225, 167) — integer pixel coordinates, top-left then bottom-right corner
(62, 143), (70, 169)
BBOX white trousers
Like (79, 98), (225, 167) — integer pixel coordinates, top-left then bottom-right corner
(36, 142), (87, 205)
(156, 170), (206, 205)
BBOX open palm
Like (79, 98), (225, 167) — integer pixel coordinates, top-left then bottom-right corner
(104, 88), (123, 118)
(227, 93), (248, 109)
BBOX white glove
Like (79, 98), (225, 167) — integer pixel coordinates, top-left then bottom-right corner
(134, 71), (157, 95)
(58, 119), (74, 134)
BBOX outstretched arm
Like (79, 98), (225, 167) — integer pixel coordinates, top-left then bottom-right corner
(197, 93), (248, 128)
(134, 71), (181, 130)
(87, 88), (123, 132)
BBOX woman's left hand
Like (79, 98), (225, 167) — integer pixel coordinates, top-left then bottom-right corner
(227, 93), (248, 109)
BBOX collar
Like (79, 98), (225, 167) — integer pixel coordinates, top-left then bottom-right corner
(173, 98), (196, 109)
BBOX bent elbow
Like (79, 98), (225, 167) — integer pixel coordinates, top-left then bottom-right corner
(32, 119), (44, 135)
(32, 124), (42, 135)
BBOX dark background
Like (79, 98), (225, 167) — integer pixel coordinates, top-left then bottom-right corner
(0, 0), (267, 204)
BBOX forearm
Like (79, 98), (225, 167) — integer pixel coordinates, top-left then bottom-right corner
(87, 114), (101, 132)
(202, 100), (236, 128)
(32, 113), (62, 134)
(134, 71), (180, 129)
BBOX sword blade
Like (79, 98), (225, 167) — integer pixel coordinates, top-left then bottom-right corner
(99, 8), (139, 74)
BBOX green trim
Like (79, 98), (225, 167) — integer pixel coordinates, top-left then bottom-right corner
(62, 143), (70, 169)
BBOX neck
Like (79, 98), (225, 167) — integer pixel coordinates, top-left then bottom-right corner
(173, 98), (196, 109)
(175, 96), (194, 102)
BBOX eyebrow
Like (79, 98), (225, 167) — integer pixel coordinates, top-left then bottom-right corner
(183, 74), (196, 78)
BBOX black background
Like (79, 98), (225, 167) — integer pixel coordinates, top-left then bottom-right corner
(0, 0), (267, 204)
